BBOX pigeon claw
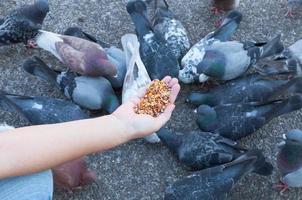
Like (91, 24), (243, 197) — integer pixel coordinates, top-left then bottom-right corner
(210, 7), (224, 15)
(214, 18), (223, 28)
(26, 40), (38, 49)
(273, 182), (289, 195)
(285, 10), (294, 18)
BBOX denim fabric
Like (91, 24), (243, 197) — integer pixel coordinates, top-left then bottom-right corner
(0, 170), (53, 200)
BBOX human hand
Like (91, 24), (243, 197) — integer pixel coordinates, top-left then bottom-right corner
(111, 76), (180, 140)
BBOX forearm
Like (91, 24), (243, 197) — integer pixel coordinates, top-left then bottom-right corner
(0, 115), (130, 179)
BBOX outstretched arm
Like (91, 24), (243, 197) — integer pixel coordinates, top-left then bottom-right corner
(0, 77), (180, 179)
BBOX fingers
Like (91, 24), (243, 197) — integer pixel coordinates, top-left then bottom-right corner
(168, 78), (178, 88)
(162, 76), (172, 83)
(170, 82), (180, 104)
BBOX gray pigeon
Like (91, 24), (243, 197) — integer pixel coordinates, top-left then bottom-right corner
(164, 150), (273, 200)
(179, 10), (243, 83)
(0, 0), (49, 46)
(126, 0), (180, 80)
(210, 0), (240, 14)
(196, 95), (302, 140)
(286, 0), (302, 18)
(152, 0), (190, 61)
(276, 129), (302, 192)
(63, 27), (127, 89)
(157, 128), (245, 170)
(186, 34), (284, 83)
(0, 91), (89, 125)
(22, 56), (120, 113)
(187, 73), (302, 107)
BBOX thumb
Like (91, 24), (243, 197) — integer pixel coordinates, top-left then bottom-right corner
(156, 104), (175, 127)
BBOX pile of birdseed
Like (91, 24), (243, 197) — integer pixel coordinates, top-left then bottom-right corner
(134, 80), (171, 117)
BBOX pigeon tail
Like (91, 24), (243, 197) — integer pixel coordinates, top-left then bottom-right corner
(212, 10), (243, 42)
(247, 150), (274, 176)
(260, 34), (284, 59)
(154, 0), (175, 23)
(267, 77), (302, 101)
(127, 0), (153, 37)
(22, 56), (59, 88)
(157, 128), (182, 152)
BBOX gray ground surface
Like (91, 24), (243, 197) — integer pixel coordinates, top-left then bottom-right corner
(1, 0), (302, 199)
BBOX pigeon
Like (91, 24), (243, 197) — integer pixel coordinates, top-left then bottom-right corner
(0, 0), (49, 46)
(121, 33), (161, 143)
(286, 0), (302, 18)
(276, 129), (302, 193)
(184, 34), (284, 83)
(0, 91), (89, 125)
(164, 150), (273, 200)
(196, 95), (302, 140)
(210, 0), (240, 14)
(179, 10), (243, 83)
(152, 0), (190, 61)
(35, 30), (118, 77)
(187, 73), (302, 107)
(126, 0), (180, 80)
(157, 128), (245, 170)
(64, 27), (127, 88)
(22, 56), (120, 113)
(0, 101), (96, 190)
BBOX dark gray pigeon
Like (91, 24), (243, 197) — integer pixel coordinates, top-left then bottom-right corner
(63, 27), (127, 88)
(196, 95), (302, 140)
(164, 150), (273, 200)
(0, 91), (88, 125)
(185, 34), (284, 83)
(187, 73), (302, 107)
(157, 128), (245, 170)
(276, 129), (302, 192)
(126, 0), (180, 80)
(0, 0), (49, 46)
(22, 56), (120, 113)
(152, 0), (190, 61)
(179, 10), (243, 83)
(286, 0), (302, 18)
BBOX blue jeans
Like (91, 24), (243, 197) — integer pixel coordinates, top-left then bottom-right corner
(0, 170), (53, 200)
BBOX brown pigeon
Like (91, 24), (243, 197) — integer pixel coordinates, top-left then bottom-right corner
(210, 0), (240, 14)
(35, 30), (117, 77)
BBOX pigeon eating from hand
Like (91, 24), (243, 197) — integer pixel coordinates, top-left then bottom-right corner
(0, 0), (49, 47)
(196, 95), (302, 140)
(152, 0), (190, 61)
(23, 56), (120, 113)
(276, 129), (302, 193)
(179, 10), (243, 83)
(157, 128), (245, 170)
(187, 73), (302, 107)
(210, 0), (240, 14)
(63, 27), (127, 88)
(164, 150), (273, 200)
(35, 30), (118, 77)
(126, 0), (180, 80)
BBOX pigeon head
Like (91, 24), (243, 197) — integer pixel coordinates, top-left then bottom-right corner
(187, 92), (215, 107)
(20, 0), (49, 25)
(197, 50), (226, 79)
(126, 0), (147, 15)
(285, 129), (302, 147)
(196, 105), (217, 128)
(35, 0), (50, 13)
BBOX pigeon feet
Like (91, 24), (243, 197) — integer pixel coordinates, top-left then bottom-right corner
(214, 18), (223, 28)
(210, 7), (224, 15)
(285, 10), (294, 18)
(273, 182), (289, 195)
(26, 40), (38, 49)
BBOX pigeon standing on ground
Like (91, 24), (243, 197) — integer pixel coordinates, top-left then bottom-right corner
(35, 30), (118, 77)
(210, 0), (240, 14)
(126, 0), (180, 80)
(0, 92), (97, 189)
(164, 150), (273, 200)
(286, 0), (302, 18)
(23, 56), (120, 113)
(179, 10), (243, 83)
(63, 27), (127, 88)
(276, 129), (302, 193)
(0, 0), (49, 46)
(157, 128), (245, 170)
(187, 73), (302, 107)
(152, 0), (190, 61)
(196, 95), (302, 140)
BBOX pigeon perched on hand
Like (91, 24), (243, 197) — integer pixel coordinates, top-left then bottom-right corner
(0, 0), (49, 46)
(210, 0), (240, 14)
(157, 128), (245, 170)
(196, 95), (302, 140)
(187, 73), (302, 107)
(179, 10), (242, 83)
(164, 150), (273, 200)
(152, 0), (190, 61)
(276, 129), (302, 193)
(126, 0), (180, 80)
(64, 27), (127, 88)
(286, 0), (302, 18)
(23, 56), (120, 113)
(35, 30), (118, 77)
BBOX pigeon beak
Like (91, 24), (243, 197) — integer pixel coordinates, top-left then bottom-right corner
(193, 109), (197, 113)
(282, 134), (287, 140)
